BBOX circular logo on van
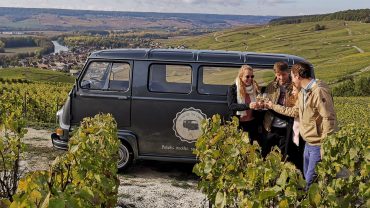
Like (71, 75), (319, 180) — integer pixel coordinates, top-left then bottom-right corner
(173, 107), (207, 143)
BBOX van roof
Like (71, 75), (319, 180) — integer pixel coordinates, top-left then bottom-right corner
(89, 48), (308, 66)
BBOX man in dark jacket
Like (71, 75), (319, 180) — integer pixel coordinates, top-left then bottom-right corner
(261, 62), (296, 158)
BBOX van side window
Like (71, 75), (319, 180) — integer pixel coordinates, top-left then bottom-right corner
(80, 62), (131, 91)
(149, 64), (192, 93)
(198, 66), (239, 95)
(109, 63), (130, 91)
(198, 66), (275, 95)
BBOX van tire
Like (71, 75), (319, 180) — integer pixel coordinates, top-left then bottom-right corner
(118, 142), (133, 171)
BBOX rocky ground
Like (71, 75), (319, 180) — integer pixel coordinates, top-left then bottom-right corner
(21, 128), (208, 208)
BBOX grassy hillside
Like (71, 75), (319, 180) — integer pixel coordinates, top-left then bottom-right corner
(162, 20), (370, 83)
(0, 67), (75, 83)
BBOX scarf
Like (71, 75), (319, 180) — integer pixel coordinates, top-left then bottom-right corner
(235, 78), (256, 117)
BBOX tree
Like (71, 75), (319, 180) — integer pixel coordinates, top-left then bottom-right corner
(314, 24), (326, 31)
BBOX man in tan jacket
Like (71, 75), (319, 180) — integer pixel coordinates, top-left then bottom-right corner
(266, 62), (338, 189)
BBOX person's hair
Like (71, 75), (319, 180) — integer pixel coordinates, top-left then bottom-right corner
(273, 61), (289, 73)
(236, 65), (259, 98)
(291, 62), (312, 79)
(286, 85), (300, 107)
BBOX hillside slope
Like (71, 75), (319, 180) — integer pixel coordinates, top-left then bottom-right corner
(0, 7), (276, 31)
(162, 20), (370, 82)
(0, 67), (75, 83)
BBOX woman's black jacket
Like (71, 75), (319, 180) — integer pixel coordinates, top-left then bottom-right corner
(227, 84), (250, 120)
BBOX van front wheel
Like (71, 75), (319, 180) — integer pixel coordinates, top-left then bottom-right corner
(118, 142), (133, 171)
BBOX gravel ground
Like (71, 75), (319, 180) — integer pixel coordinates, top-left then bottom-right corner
(117, 161), (207, 208)
(20, 128), (208, 208)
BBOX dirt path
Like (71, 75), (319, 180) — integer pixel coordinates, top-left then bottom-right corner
(20, 128), (207, 208)
(213, 31), (223, 42)
(351, 65), (370, 76)
(20, 128), (64, 172)
(352, 45), (365, 53)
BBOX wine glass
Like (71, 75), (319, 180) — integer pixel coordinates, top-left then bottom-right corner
(262, 93), (269, 110)
(256, 93), (262, 110)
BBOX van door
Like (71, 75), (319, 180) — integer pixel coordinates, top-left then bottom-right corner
(71, 61), (132, 128)
(131, 61), (197, 158)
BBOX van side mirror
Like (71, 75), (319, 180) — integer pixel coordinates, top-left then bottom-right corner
(69, 84), (77, 98)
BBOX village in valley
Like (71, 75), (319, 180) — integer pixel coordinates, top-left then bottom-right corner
(0, 32), (187, 76)
(19, 44), (90, 76)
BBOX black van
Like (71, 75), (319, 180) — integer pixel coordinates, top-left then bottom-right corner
(51, 48), (311, 170)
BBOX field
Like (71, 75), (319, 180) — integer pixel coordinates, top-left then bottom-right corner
(162, 20), (370, 83)
(0, 68), (74, 126)
(0, 67), (75, 83)
(334, 96), (370, 127)
(0, 46), (42, 56)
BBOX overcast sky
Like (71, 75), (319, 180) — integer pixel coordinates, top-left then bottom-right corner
(0, 0), (369, 16)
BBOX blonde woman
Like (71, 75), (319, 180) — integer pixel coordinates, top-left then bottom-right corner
(227, 65), (261, 143)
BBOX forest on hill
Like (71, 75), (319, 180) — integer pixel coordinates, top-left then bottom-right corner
(270, 9), (370, 25)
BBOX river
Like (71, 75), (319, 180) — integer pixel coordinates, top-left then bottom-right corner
(52, 41), (69, 54)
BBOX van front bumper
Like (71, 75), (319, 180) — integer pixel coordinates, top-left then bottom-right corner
(52, 108), (70, 150)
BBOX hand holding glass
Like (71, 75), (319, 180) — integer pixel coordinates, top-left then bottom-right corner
(260, 93), (269, 110)
(256, 94), (266, 110)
